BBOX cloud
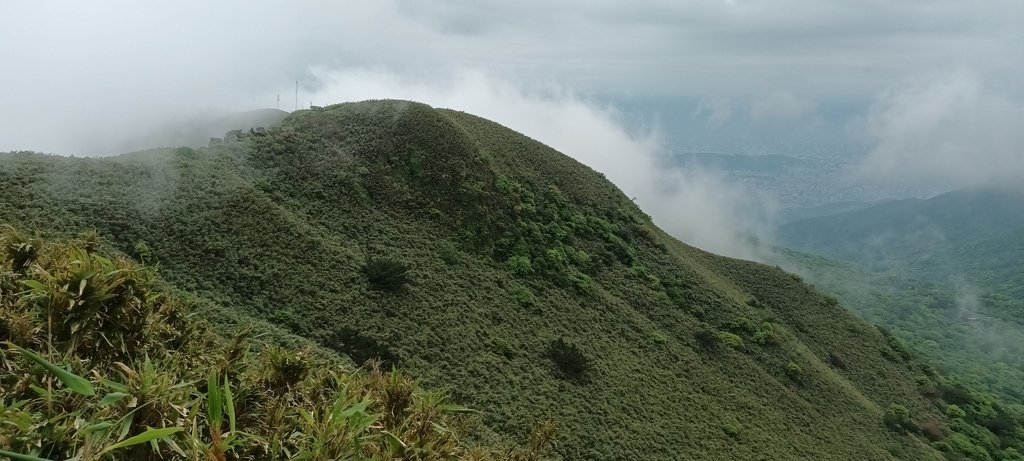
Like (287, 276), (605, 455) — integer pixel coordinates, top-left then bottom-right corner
(749, 91), (818, 122)
(2, 1), (1022, 154)
(692, 97), (736, 127)
(855, 71), (1024, 187)
(648, 166), (778, 261)
(306, 68), (775, 259)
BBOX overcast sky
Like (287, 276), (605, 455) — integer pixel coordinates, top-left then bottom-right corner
(2, 1), (1022, 243)
(3, 1), (1021, 147)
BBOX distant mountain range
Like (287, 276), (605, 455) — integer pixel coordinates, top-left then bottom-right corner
(774, 186), (1024, 405)
(777, 186), (1024, 316)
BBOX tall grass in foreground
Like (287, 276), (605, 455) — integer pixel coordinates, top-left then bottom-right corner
(0, 228), (553, 460)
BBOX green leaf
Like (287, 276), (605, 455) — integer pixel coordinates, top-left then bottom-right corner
(223, 375), (236, 433)
(6, 342), (94, 396)
(0, 449), (52, 461)
(438, 404), (481, 414)
(99, 377), (129, 393)
(207, 370), (222, 428)
(99, 392), (130, 406)
(21, 280), (47, 292)
(103, 427), (182, 453)
(380, 430), (406, 454)
(339, 399), (370, 419)
(28, 384), (50, 399)
(164, 437), (187, 457)
(116, 412), (134, 440)
(82, 421), (115, 433)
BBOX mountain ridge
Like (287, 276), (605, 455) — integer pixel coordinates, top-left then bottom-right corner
(2, 100), (1021, 459)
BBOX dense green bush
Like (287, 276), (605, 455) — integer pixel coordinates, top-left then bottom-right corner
(488, 336), (516, 358)
(752, 322), (780, 346)
(438, 241), (460, 265)
(882, 333), (913, 361)
(270, 308), (303, 331)
(364, 257), (411, 292)
(506, 255), (534, 275)
(133, 239), (153, 262)
(328, 327), (400, 368)
(1002, 448), (1024, 461)
(938, 383), (975, 406)
(567, 271), (594, 295)
(548, 338), (589, 379)
(945, 433), (993, 461)
(3, 227), (39, 273)
(883, 404), (914, 433)
(785, 362), (803, 383)
(722, 422), (741, 439)
(946, 404), (967, 419)
(726, 316), (758, 336)
(827, 351), (848, 370)
(694, 329), (720, 351)
(511, 285), (537, 308)
(649, 330), (669, 345)
(716, 332), (744, 350)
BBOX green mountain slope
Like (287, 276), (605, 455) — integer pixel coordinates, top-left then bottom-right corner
(776, 187), (1024, 322)
(770, 248), (1024, 403)
(2, 100), (1021, 460)
(775, 186), (1024, 408)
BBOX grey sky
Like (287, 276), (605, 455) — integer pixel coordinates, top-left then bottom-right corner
(2, 1), (1024, 190)
(2, 1), (1022, 181)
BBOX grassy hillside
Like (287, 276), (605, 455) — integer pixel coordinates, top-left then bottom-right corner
(0, 229), (552, 460)
(3, 100), (1023, 460)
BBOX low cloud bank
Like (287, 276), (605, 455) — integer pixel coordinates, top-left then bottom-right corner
(855, 71), (1024, 188)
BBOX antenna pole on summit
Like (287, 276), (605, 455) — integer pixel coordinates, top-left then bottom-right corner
(295, 81), (298, 111)
(276, 94), (280, 110)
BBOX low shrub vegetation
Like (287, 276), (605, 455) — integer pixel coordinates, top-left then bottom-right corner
(364, 257), (411, 292)
(883, 404), (915, 433)
(548, 338), (589, 379)
(716, 331), (744, 350)
(0, 231), (551, 460)
(785, 361), (803, 383)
